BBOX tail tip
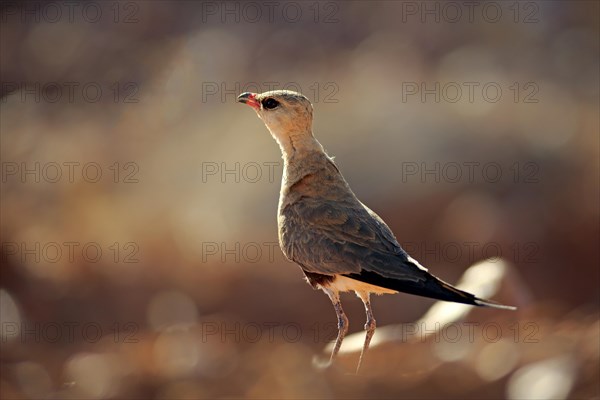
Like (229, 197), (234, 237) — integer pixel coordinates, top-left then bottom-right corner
(474, 298), (517, 310)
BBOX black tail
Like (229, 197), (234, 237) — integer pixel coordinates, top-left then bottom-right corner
(345, 270), (516, 310)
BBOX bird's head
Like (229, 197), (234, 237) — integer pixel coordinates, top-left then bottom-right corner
(237, 90), (314, 153)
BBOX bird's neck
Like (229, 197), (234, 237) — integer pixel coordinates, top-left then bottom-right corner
(276, 130), (332, 192)
(272, 129), (325, 163)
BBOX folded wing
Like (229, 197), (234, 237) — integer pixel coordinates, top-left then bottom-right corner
(279, 195), (428, 284)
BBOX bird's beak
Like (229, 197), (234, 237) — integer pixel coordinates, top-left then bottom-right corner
(237, 92), (260, 110)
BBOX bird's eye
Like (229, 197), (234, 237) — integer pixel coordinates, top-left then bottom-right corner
(262, 98), (279, 110)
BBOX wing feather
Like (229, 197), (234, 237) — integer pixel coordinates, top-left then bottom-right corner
(280, 193), (427, 283)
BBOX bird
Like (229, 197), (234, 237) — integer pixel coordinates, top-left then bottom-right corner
(237, 90), (516, 374)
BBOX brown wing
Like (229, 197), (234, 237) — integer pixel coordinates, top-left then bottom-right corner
(279, 194), (428, 283)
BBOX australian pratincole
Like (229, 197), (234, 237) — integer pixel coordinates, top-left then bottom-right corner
(237, 90), (515, 373)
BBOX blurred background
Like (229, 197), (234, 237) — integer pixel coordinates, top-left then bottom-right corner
(1, 1), (598, 398)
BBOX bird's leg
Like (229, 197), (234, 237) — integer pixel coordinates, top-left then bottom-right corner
(356, 291), (376, 374)
(323, 287), (348, 364)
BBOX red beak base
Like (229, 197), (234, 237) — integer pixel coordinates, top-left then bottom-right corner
(237, 92), (260, 110)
